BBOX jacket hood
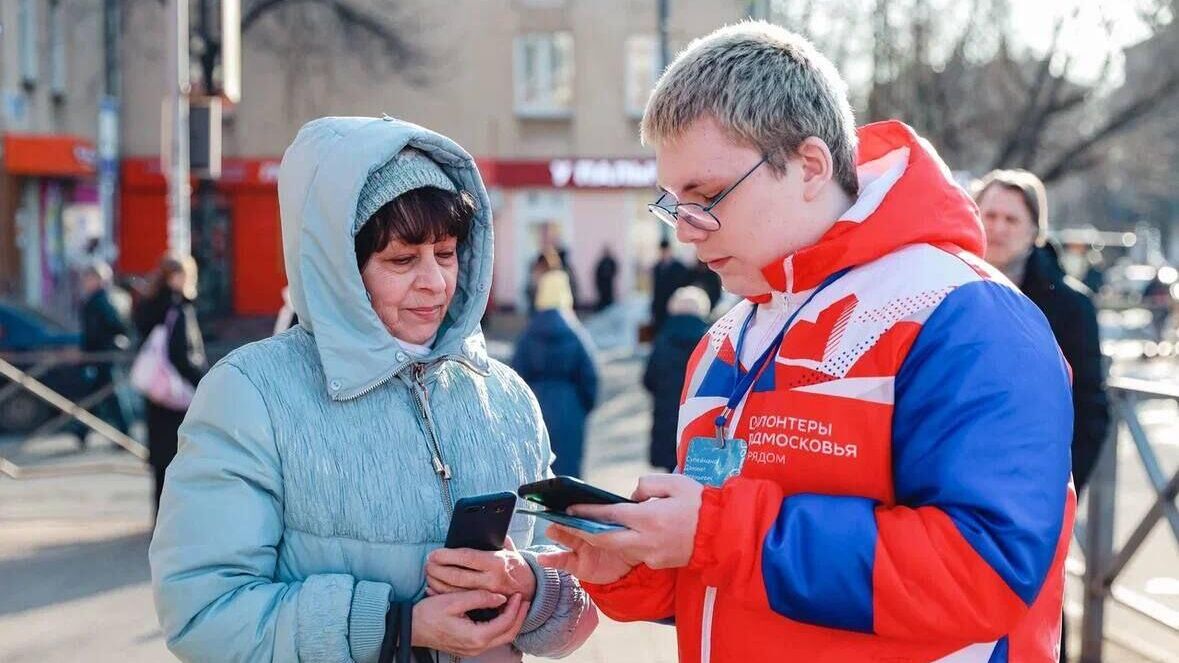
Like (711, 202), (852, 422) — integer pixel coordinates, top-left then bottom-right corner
(760, 120), (985, 297)
(277, 116), (494, 401)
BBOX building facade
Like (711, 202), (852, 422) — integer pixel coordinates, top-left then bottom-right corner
(0, 0), (104, 320)
(111, 0), (747, 315)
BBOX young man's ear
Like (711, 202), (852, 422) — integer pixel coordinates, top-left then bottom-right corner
(796, 137), (835, 203)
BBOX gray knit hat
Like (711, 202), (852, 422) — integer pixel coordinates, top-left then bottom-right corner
(354, 148), (457, 236)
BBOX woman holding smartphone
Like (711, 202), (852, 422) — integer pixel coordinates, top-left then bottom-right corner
(149, 117), (597, 662)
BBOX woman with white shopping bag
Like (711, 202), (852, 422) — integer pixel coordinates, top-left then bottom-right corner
(132, 255), (207, 515)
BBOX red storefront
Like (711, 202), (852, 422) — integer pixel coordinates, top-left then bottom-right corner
(119, 157), (284, 315)
(117, 155), (661, 315)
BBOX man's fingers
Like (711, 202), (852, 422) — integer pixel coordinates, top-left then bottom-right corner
(547, 524), (594, 547)
(534, 549), (575, 571)
(632, 473), (695, 501)
(566, 502), (633, 525)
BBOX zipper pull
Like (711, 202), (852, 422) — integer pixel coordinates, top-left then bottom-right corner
(432, 456), (452, 480)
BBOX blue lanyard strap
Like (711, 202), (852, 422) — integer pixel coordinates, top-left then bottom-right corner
(713, 268), (851, 445)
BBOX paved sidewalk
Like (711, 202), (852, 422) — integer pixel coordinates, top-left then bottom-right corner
(0, 356), (1172, 662)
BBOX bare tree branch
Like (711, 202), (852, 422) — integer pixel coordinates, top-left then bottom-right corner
(1039, 72), (1179, 183)
(990, 11), (1070, 169)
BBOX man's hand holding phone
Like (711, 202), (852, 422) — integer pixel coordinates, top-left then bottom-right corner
(535, 474), (705, 581)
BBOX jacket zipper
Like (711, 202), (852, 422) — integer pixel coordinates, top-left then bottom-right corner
(411, 363), (454, 514)
(411, 364), (459, 663)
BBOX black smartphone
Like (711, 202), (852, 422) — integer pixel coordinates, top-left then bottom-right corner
(517, 476), (635, 513)
(444, 491), (516, 621)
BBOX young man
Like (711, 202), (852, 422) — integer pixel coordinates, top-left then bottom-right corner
(539, 22), (1074, 662)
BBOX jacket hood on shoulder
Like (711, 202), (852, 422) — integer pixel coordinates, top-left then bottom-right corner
(760, 120), (986, 297)
(277, 116), (494, 400)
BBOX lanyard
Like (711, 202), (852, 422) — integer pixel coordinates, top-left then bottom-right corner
(713, 268), (850, 446)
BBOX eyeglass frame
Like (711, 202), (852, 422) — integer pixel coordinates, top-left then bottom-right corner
(647, 155), (769, 232)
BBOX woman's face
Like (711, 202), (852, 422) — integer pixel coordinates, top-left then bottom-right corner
(361, 235), (459, 345)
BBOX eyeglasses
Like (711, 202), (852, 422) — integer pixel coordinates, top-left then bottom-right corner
(647, 156), (768, 232)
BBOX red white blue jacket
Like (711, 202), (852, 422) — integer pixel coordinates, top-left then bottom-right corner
(584, 121), (1075, 663)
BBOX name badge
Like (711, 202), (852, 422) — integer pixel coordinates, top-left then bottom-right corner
(683, 436), (748, 488)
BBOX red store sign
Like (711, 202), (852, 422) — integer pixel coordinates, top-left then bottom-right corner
(478, 157), (657, 190)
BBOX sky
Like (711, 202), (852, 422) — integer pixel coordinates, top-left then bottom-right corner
(1011, 0), (1164, 84)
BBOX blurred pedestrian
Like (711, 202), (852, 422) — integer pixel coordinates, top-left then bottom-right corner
(525, 248), (562, 315)
(976, 169), (1110, 489)
(133, 254), (207, 514)
(513, 270), (598, 477)
(76, 259), (133, 445)
(594, 246), (619, 311)
(977, 168), (1110, 660)
(643, 286), (710, 472)
(149, 119), (596, 662)
(650, 239), (689, 333)
(688, 258), (722, 312)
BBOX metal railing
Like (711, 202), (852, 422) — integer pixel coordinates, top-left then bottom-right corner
(0, 350), (148, 478)
(1080, 376), (1179, 662)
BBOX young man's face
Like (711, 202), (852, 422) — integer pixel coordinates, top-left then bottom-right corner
(654, 116), (829, 297)
(978, 185), (1038, 272)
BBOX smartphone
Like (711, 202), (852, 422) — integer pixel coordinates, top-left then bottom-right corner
(444, 491), (516, 551)
(444, 491), (516, 621)
(517, 507), (626, 534)
(517, 476), (635, 513)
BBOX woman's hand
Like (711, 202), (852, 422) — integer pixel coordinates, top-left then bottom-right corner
(425, 537), (537, 601)
(410, 591), (529, 657)
(535, 524), (636, 585)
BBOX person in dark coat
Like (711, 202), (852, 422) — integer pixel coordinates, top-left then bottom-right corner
(512, 270), (598, 478)
(650, 239), (689, 334)
(77, 259), (133, 442)
(594, 246), (619, 311)
(133, 255), (208, 514)
(643, 286), (711, 472)
(976, 169), (1110, 490)
(688, 259), (722, 312)
(976, 169), (1110, 662)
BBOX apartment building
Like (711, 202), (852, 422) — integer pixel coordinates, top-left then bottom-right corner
(114, 0), (747, 314)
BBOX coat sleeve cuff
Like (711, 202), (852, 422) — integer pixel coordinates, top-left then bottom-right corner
(519, 549), (562, 634)
(348, 580), (392, 663)
(688, 486), (724, 574)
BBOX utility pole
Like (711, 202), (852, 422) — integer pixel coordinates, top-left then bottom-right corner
(99, 0), (121, 263)
(657, 0), (670, 241)
(166, 0), (192, 258)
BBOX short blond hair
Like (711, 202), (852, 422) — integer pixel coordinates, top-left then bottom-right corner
(642, 21), (859, 196)
(534, 270), (574, 312)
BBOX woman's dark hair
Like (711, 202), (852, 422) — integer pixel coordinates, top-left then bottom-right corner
(355, 187), (477, 270)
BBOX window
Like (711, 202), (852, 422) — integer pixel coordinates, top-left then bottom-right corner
(18, 0), (38, 89)
(514, 32), (574, 118)
(625, 35), (658, 118)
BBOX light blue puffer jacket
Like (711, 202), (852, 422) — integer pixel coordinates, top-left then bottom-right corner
(149, 117), (597, 662)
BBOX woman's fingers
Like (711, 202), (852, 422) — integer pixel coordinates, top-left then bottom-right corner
(426, 576), (465, 596)
(429, 563), (490, 591)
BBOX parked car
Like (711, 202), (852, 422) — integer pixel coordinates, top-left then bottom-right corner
(0, 301), (85, 435)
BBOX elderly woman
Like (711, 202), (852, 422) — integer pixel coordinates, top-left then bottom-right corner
(149, 117), (597, 662)
(512, 271), (598, 478)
